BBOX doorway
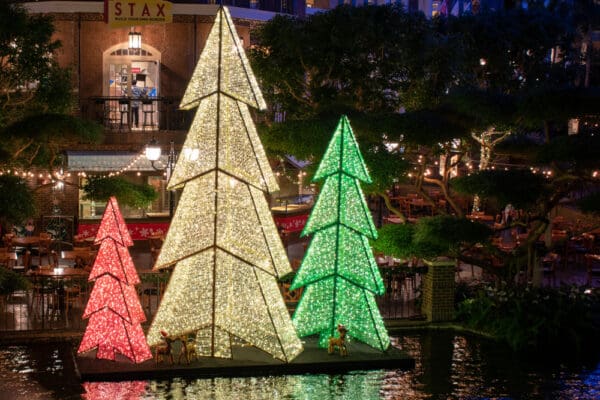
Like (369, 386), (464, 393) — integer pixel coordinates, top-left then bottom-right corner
(103, 44), (161, 130)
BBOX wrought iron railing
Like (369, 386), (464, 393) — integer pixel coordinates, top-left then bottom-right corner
(81, 97), (193, 132)
(0, 271), (169, 333)
(0, 269), (424, 334)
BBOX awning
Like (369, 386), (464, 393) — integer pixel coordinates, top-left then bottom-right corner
(66, 151), (169, 172)
(285, 155), (310, 169)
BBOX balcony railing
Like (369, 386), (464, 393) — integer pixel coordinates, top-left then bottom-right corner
(81, 96), (193, 133)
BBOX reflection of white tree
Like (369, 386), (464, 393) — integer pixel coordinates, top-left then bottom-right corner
(134, 372), (386, 400)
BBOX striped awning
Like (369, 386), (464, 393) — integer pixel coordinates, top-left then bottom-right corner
(66, 151), (169, 172)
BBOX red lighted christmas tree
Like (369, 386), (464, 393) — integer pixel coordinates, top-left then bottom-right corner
(78, 196), (152, 363)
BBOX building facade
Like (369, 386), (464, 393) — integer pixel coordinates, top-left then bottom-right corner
(22, 1), (302, 239)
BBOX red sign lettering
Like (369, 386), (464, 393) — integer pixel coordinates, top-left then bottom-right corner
(156, 3), (165, 17)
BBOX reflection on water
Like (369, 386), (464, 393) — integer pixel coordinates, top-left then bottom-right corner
(0, 332), (598, 400)
(140, 372), (385, 400)
(0, 344), (81, 399)
(82, 381), (146, 400)
(79, 373), (386, 400)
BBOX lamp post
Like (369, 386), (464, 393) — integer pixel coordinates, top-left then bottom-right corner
(128, 29), (142, 55)
(145, 139), (177, 217)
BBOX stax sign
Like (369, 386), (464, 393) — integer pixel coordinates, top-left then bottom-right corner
(104, 0), (173, 28)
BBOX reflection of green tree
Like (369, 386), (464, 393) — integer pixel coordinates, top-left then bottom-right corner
(291, 371), (386, 400)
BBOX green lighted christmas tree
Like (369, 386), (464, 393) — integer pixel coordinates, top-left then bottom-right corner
(146, 6), (302, 362)
(291, 115), (390, 351)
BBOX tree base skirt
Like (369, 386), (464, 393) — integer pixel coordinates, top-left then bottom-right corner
(76, 336), (414, 382)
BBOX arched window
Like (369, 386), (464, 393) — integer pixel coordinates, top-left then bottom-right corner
(102, 43), (162, 131)
(102, 43), (161, 98)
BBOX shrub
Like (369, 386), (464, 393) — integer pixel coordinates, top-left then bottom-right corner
(82, 176), (158, 208)
(0, 268), (30, 295)
(456, 283), (600, 355)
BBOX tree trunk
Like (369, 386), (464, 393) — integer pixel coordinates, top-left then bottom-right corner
(527, 220), (548, 287)
(379, 191), (406, 223)
(585, 28), (592, 88)
(543, 121), (551, 144)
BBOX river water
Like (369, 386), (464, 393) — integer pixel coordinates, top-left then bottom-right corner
(0, 331), (598, 399)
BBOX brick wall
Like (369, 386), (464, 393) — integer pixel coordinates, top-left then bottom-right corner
(30, 171), (80, 240)
(46, 13), (257, 102)
(421, 258), (455, 322)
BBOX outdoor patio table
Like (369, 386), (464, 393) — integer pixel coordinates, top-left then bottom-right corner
(466, 214), (495, 223)
(12, 236), (40, 267)
(60, 250), (97, 260)
(0, 251), (17, 268)
(27, 267), (89, 321)
(12, 236), (40, 246)
(408, 199), (434, 218)
(32, 266), (89, 278)
(383, 216), (404, 224)
(61, 250), (97, 268)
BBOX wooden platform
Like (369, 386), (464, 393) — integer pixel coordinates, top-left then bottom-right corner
(76, 337), (415, 381)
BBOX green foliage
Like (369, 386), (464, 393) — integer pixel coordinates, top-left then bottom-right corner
(0, 3), (101, 168)
(371, 223), (416, 259)
(0, 268), (30, 295)
(443, 89), (517, 132)
(253, 4), (598, 237)
(0, 2), (62, 128)
(251, 5), (434, 117)
(517, 88), (600, 128)
(258, 117), (336, 161)
(444, 8), (568, 92)
(373, 216), (492, 259)
(362, 146), (410, 194)
(413, 215), (493, 258)
(34, 64), (76, 114)
(0, 175), (35, 229)
(451, 170), (548, 209)
(390, 108), (470, 146)
(258, 113), (410, 193)
(494, 135), (541, 160)
(456, 284), (600, 354)
(1, 114), (103, 167)
(82, 176), (158, 209)
(536, 134), (600, 170)
(578, 192), (600, 215)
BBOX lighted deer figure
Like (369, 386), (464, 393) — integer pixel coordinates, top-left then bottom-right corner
(154, 330), (174, 364)
(177, 334), (198, 365)
(328, 324), (348, 356)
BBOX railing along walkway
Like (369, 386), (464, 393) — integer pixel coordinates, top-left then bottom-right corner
(0, 270), (425, 333)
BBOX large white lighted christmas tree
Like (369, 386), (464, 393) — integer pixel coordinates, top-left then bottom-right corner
(147, 6), (303, 362)
(291, 115), (390, 351)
